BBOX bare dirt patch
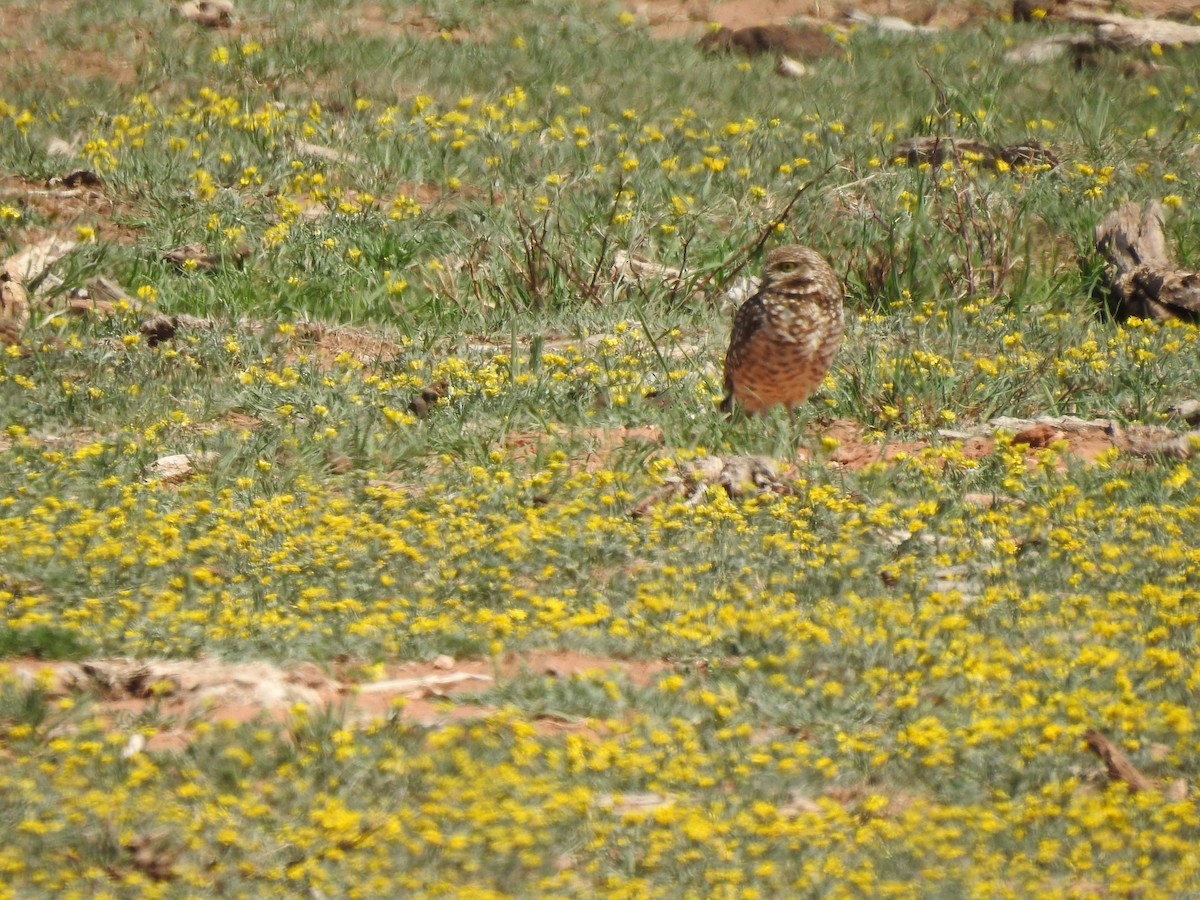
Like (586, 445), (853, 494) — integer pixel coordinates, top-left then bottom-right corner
(286, 321), (409, 366)
(3, 650), (671, 750)
(820, 418), (976, 468)
(628, 0), (1193, 39)
(0, 1), (142, 89)
(630, 0), (1004, 38)
(318, 2), (579, 44)
(0, 176), (142, 246)
(506, 425), (666, 473)
(821, 413), (1194, 473)
(341, 3), (480, 42)
(819, 416), (1123, 470)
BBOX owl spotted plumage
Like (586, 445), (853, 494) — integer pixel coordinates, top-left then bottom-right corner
(721, 244), (844, 416)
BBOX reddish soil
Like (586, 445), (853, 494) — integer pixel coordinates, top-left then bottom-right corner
(0, 176), (141, 246)
(632, 0), (998, 37)
(506, 425), (666, 473)
(319, 0), (1200, 45)
(3, 650), (672, 752)
(818, 417), (1117, 470)
(631, 0), (1197, 38)
(0, 1), (142, 88)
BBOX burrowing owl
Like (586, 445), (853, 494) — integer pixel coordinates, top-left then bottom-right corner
(721, 244), (843, 416)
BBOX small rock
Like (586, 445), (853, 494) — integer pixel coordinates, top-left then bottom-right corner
(49, 169), (103, 189)
(139, 315), (179, 347)
(326, 451), (354, 474)
(698, 24), (837, 59)
(721, 276), (760, 314)
(687, 456), (726, 484)
(1168, 399), (1200, 426)
(1149, 742), (1172, 762)
(432, 654), (455, 670)
(46, 137), (76, 157)
(66, 293), (117, 317)
(963, 492), (1024, 509)
(146, 453), (215, 484)
(408, 380), (449, 418)
(779, 788), (822, 816)
(1004, 39), (1072, 64)
(3, 234), (78, 284)
(0, 317), (21, 346)
(1012, 424), (1063, 449)
(1, 275), (29, 326)
(162, 243), (216, 271)
(122, 733), (147, 759)
(289, 662), (332, 690)
(597, 791), (673, 814)
(843, 11), (939, 33)
(776, 56), (808, 78)
(175, 0), (234, 27)
(294, 140), (360, 165)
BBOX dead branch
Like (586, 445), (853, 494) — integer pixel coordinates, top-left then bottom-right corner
(893, 136), (1058, 172)
(1064, 11), (1200, 48)
(1095, 201), (1200, 322)
(1008, 6), (1200, 68)
(1084, 728), (1157, 793)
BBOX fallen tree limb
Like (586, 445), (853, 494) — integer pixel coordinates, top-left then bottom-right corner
(1006, 7), (1200, 66)
(892, 136), (1057, 171)
(1064, 10), (1200, 48)
(1095, 201), (1200, 322)
(1084, 728), (1156, 793)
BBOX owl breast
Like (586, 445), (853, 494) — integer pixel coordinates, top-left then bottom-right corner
(721, 244), (845, 416)
(727, 306), (842, 413)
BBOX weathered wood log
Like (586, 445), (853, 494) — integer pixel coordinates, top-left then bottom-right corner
(1064, 11), (1200, 48)
(1015, 0), (1200, 33)
(1094, 201), (1200, 322)
(1007, 6), (1200, 66)
(1084, 728), (1157, 793)
(892, 136), (1058, 172)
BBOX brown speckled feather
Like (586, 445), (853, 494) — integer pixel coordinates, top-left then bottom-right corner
(722, 244), (844, 415)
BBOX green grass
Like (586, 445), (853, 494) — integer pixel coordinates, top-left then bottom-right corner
(2, 1), (1200, 896)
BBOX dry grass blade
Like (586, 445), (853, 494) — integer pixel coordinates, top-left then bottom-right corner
(702, 162), (841, 302)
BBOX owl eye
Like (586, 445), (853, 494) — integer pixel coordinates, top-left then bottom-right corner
(775, 261), (798, 273)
